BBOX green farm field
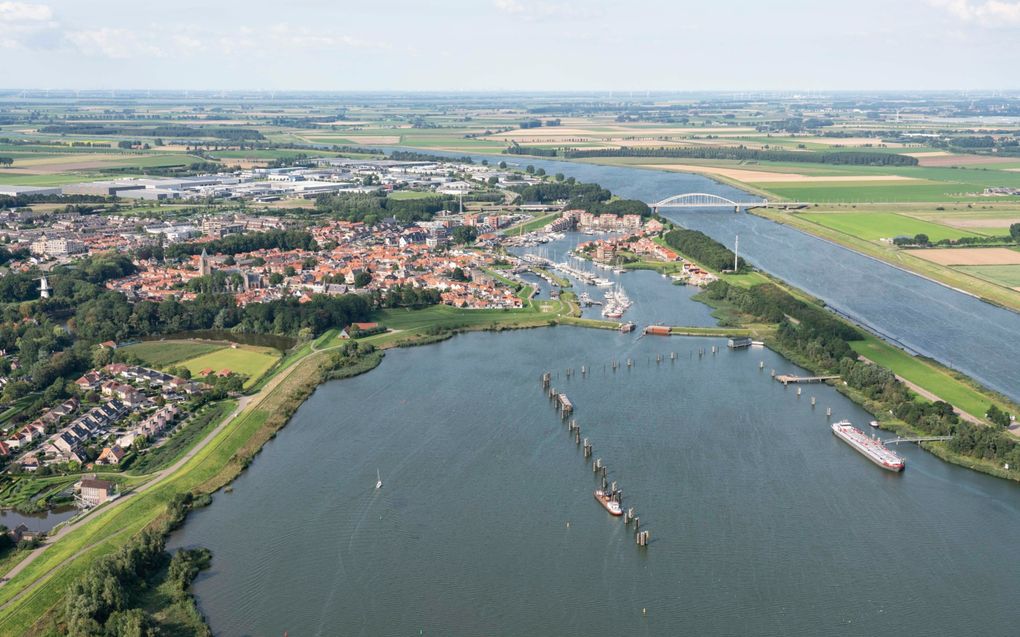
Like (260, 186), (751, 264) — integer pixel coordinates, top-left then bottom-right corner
(758, 181), (1005, 203)
(178, 345), (281, 388)
(796, 212), (983, 241)
(120, 340), (228, 367)
(954, 265), (1020, 288)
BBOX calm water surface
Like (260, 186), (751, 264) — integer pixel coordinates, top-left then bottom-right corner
(171, 328), (1020, 636)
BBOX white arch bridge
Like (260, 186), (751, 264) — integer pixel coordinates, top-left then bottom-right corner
(651, 193), (768, 212)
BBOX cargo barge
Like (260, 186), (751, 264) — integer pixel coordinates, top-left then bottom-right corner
(831, 420), (905, 472)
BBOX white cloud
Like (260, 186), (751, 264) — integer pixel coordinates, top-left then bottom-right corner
(0, 2), (56, 49)
(0, 1), (51, 21)
(266, 24), (384, 51)
(927, 0), (1020, 25)
(492, 0), (602, 21)
(65, 28), (165, 59)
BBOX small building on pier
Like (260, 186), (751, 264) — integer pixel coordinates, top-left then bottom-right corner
(728, 336), (753, 349)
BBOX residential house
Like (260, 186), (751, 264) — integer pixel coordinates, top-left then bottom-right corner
(77, 478), (115, 507)
(96, 445), (126, 466)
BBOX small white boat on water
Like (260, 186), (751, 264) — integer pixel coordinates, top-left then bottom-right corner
(376, 469), (383, 489)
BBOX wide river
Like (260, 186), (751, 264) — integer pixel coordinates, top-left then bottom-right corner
(171, 327), (1020, 636)
(169, 159), (1020, 635)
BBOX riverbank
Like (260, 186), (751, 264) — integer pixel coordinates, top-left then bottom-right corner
(748, 205), (1020, 313)
(0, 342), (380, 634)
(691, 285), (1020, 482)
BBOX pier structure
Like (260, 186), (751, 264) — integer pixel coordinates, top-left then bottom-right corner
(774, 374), (840, 385)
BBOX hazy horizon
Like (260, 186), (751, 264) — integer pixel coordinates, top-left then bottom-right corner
(1, 0), (1018, 92)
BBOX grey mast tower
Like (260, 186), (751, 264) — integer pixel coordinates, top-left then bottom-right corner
(39, 276), (51, 299)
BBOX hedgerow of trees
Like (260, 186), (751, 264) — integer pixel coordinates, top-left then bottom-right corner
(664, 228), (748, 272)
(564, 146), (919, 166)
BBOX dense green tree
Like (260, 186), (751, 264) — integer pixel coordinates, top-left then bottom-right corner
(452, 226), (478, 244)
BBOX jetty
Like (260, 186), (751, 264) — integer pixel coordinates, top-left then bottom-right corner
(885, 435), (954, 445)
(774, 374), (840, 385)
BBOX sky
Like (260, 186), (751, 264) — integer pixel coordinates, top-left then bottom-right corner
(0, 0), (1018, 91)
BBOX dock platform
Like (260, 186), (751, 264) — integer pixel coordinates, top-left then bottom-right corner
(774, 374), (840, 385)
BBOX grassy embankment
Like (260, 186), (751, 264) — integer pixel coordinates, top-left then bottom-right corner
(848, 334), (1016, 422)
(0, 345), (375, 635)
(750, 206), (1020, 312)
(504, 212), (562, 234)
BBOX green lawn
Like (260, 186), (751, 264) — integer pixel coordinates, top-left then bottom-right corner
(954, 264), (1020, 288)
(388, 190), (441, 200)
(120, 340), (226, 368)
(370, 304), (543, 331)
(797, 212), (983, 241)
(505, 212), (561, 234)
(849, 334), (1010, 420)
(760, 181), (995, 203)
(178, 346), (281, 389)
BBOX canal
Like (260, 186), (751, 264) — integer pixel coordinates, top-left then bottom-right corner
(170, 327), (1020, 636)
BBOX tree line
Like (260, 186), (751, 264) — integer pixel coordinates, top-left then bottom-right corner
(315, 192), (456, 224)
(505, 142), (557, 157)
(563, 146), (920, 166)
(664, 228), (748, 273)
(37, 124), (265, 141)
(62, 492), (212, 636)
(164, 229), (317, 259)
(388, 150), (474, 164)
(510, 181), (611, 204)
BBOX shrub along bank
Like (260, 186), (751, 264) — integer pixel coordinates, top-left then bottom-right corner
(664, 228), (749, 273)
